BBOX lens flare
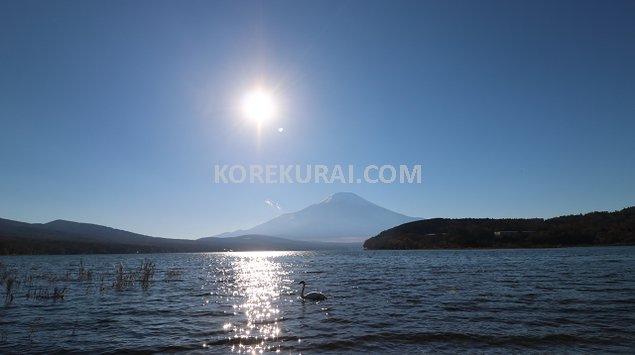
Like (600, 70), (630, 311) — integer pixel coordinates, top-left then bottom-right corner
(241, 89), (276, 123)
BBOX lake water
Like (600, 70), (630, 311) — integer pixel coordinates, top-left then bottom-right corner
(1, 246), (634, 353)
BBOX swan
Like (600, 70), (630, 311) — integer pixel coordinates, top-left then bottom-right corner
(298, 281), (327, 301)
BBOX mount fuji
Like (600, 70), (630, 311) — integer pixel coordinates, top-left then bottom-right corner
(201, 192), (420, 243)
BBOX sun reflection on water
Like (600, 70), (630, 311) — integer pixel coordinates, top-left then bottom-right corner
(211, 251), (293, 353)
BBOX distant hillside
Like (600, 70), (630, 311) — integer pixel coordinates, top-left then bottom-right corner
(0, 218), (352, 255)
(363, 207), (635, 250)
(0, 218), (203, 254)
(203, 192), (419, 242)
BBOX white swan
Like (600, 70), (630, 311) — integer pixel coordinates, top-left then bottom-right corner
(298, 281), (327, 301)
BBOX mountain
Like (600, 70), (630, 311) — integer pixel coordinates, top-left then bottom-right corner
(0, 217), (204, 254)
(1, 191), (416, 254)
(0, 218), (351, 255)
(363, 207), (635, 250)
(202, 192), (420, 242)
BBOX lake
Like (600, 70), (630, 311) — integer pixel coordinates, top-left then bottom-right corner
(1, 246), (634, 353)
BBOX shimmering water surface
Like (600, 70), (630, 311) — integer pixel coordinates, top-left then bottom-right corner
(1, 247), (634, 353)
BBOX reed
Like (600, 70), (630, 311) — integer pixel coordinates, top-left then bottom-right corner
(1, 263), (16, 306)
(164, 270), (183, 282)
(113, 259), (156, 291)
(78, 259), (93, 282)
(0, 257), (172, 304)
(4, 277), (14, 305)
(114, 261), (135, 290)
(140, 259), (155, 291)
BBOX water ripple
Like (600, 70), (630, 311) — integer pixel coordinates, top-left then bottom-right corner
(1, 247), (634, 353)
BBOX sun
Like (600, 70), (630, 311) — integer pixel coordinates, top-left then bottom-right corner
(241, 88), (276, 124)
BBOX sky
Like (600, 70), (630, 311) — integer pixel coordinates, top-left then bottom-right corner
(1, 0), (634, 239)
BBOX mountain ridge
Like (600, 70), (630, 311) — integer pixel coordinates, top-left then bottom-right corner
(363, 207), (635, 249)
(0, 217), (353, 255)
(201, 192), (420, 242)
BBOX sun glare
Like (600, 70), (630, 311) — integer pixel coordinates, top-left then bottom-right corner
(241, 88), (276, 124)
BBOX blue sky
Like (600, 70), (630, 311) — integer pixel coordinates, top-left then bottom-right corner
(1, 0), (634, 239)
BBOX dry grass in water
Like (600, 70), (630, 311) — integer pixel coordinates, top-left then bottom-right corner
(0, 257), (173, 306)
